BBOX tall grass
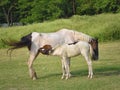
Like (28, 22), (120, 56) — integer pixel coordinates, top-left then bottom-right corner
(0, 13), (120, 48)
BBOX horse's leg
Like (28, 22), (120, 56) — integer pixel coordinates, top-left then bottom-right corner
(27, 50), (39, 80)
(82, 52), (93, 79)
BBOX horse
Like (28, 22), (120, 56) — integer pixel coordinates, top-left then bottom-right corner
(39, 41), (94, 79)
(3, 28), (98, 80)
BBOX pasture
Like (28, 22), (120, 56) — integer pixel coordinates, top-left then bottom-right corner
(0, 41), (120, 90)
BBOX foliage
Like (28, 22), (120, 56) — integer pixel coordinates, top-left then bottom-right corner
(17, 0), (34, 24)
(29, 0), (62, 23)
(0, 0), (120, 24)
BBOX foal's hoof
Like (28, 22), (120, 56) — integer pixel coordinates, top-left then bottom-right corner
(61, 76), (70, 80)
(88, 75), (93, 79)
(65, 77), (69, 80)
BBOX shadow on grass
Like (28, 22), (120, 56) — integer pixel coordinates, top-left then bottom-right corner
(37, 66), (120, 79)
(39, 73), (61, 80)
(94, 66), (120, 76)
(71, 66), (120, 78)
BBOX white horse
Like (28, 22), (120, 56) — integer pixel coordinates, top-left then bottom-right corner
(39, 41), (93, 79)
(4, 28), (98, 80)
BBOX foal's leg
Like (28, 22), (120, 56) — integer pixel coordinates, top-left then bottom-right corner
(61, 58), (66, 79)
(67, 58), (72, 78)
(82, 52), (93, 79)
(62, 57), (71, 79)
(27, 50), (39, 80)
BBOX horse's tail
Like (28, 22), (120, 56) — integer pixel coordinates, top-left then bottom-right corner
(89, 38), (99, 60)
(2, 33), (32, 55)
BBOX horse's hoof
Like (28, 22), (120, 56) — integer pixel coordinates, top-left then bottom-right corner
(32, 77), (37, 80)
(61, 76), (65, 80)
(32, 75), (37, 80)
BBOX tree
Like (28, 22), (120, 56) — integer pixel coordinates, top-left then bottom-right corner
(0, 0), (120, 25)
(22, 0), (62, 23)
(18, 0), (34, 24)
(0, 0), (18, 26)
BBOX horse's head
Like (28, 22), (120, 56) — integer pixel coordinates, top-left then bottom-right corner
(89, 38), (99, 60)
(90, 38), (98, 50)
(39, 45), (52, 55)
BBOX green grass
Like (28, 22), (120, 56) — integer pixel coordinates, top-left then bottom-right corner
(0, 13), (120, 48)
(0, 41), (120, 90)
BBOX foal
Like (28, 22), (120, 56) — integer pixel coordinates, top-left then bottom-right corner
(40, 41), (94, 79)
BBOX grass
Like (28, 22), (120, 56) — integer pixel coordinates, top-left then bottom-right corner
(0, 41), (120, 90)
(0, 13), (120, 48)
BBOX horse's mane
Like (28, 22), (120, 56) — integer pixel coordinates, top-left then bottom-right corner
(57, 29), (93, 42)
(74, 31), (93, 42)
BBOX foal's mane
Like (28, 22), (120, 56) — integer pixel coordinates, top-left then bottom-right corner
(68, 41), (78, 45)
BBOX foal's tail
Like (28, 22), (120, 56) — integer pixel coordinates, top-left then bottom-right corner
(89, 38), (99, 60)
(2, 33), (32, 55)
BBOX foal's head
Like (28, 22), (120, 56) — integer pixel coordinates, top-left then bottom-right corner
(39, 45), (52, 55)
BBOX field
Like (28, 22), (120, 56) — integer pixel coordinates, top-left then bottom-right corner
(0, 41), (120, 90)
(0, 13), (120, 90)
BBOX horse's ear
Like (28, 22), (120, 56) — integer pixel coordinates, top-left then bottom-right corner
(91, 38), (98, 43)
(94, 37), (98, 41)
(95, 38), (98, 43)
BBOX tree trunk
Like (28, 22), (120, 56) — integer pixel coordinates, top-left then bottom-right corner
(72, 0), (76, 14)
(10, 12), (13, 26)
(2, 7), (10, 26)
(2, 6), (14, 26)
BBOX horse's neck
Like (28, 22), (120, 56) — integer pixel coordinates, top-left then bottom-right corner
(74, 31), (93, 42)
